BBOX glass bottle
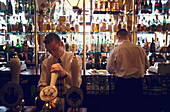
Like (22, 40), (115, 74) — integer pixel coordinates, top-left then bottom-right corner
(18, 0), (23, 13)
(94, 0), (99, 14)
(105, 0), (109, 14)
(7, 0), (13, 15)
(7, 17), (12, 32)
(158, 0), (162, 13)
(135, 0), (139, 14)
(30, 0), (35, 15)
(24, 0), (29, 14)
(47, 18), (51, 32)
(16, 39), (21, 53)
(144, 0), (148, 13)
(15, 0), (19, 14)
(91, 36), (96, 52)
(104, 36), (107, 52)
(63, 0), (66, 15)
(141, 0), (145, 13)
(154, 0), (159, 11)
(155, 38), (160, 52)
(101, 37), (104, 52)
(114, 0), (119, 12)
(110, 0), (114, 12)
(46, 0), (51, 13)
(10, 41), (15, 52)
(18, 16), (23, 33)
(148, 0), (152, 14)
(28, 18), (33, 33)
(162, 16), (166, 31)
(96, 36), (100, 52)
(150, 38), (155, 52)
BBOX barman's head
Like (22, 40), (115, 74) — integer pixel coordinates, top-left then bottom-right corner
(43, 33), (64, 59)
(116, 29), (130, 42)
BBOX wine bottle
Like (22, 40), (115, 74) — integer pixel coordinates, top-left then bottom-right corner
(46, 0), (51, 13)
(30, 0), (35, 15)
(15, 39), (21, 53)
(15, 0), (19, 14)
(148, 0), (152, 14)
(154, 0), (159, 11)
(18, 0), (23, 13)
(144, 0), (149, 13)
(141, 0), (145, 13)
(7, 0), (13, 15)
(7, 17), (12, 32)
(28, 18), (33, 33)
(24, 0), (29, 14)
(18, 16), (23, 33)
(158, 0), (162, 13)
(135, 0), (139, 14)
(150, 38), (155, 52)
(162, 16), (166, 31)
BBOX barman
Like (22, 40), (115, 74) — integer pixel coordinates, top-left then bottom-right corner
(106, 29), (149, 112)
(38, 33), (82, 111)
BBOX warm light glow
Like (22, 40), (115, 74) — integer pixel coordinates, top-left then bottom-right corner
(67, 0), (90, 8)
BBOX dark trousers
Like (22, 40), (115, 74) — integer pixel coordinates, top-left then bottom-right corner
(114, 77), (144, 112)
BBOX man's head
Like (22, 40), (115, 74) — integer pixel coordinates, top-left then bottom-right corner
(44, 33), (64, 59)
(116, 29), (129, 42)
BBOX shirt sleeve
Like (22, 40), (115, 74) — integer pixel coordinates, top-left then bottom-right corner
(106, 50), (116, 74)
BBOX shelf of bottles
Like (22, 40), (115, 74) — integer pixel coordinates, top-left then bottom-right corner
(135, 0), (170, 54)
(0, 0), (36, 65)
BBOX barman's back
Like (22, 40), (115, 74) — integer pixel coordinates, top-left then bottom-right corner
(106, 40), (149, 78)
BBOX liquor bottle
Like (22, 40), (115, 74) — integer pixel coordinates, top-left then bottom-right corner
(104, 36), (107, 52)
(94, 0), (99, 14)
(24, 0), (29, 14)
(5, 41), (10, 52)
(114, 0), (119, 12)
(7, 0), (13, 15)
(154, 0), (159, 11)
(28, 18), (33, 33)
(135, 0), (139, 14)
(51, 19), (55, 32)
(141, 0), (145, 13)
(30, 0), (35, 15)
(109, 36), (114, 51)
(75, 16), (79, 32)
(96, 17), (99, 32)
(117, 16), (122, 30)
(136, 37), (141, 47)
(46, 0), (51, 13)
(15, 0), (19, 14)
(72, 36), (76, 53)
(20, 40), (23, 52)
(148, 0), (152, 13)
(10, 41), (15, 52)
(150, 38), (155, 52)
(105, 0), (108, 14)
(164, 0), (169, 14)
(144, 39), (149, 52)
(108, 19), (112, 31)
(158, 0), (162, 13)
(7, 17), (12, 32)
(155, 38), (160, 52)
(110, 0), (114, 12)
(100, 0), (104, 14)
(23, 40), (28, 52)
(18, 16), (23, 33)
(144, 0), (149, 13)
(96, 36), (100, 52)
(101, 38), (104, 52)
(63, 0), (66, 15)
(15, 39), (21, 53)
(15, 17), (19, 33)
(47, 18), (51, 32)
(64, 38), (69, 52)
(91, 36), (96, 52)
(18, 0), (23, 13)
(162, 16), (167, 31)
(151, 19), (156, 31)
(43, 18), (47, 32)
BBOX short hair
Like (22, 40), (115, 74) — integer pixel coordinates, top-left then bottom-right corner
(43, 33), (61, 44)
(116, 29), (128, 37)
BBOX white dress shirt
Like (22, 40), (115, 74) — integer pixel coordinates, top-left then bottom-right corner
(38, 51), (82, 93)
(106, 40), (149, 78)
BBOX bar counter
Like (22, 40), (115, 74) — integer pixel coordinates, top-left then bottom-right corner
(0, 68), (170, 112)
